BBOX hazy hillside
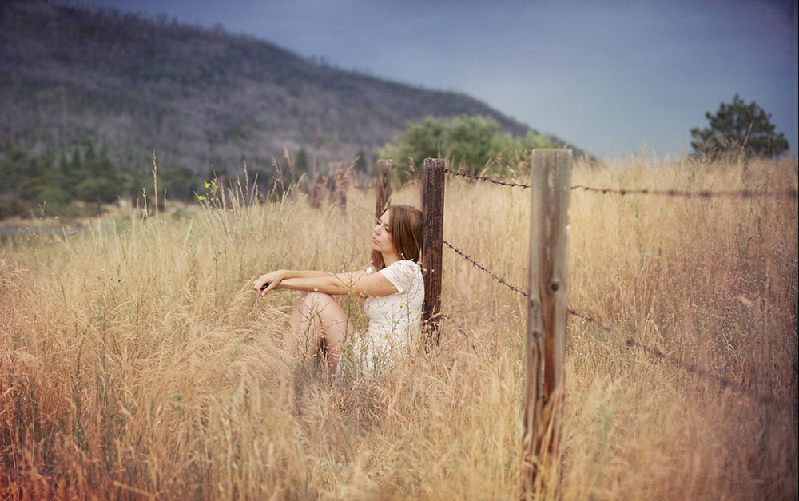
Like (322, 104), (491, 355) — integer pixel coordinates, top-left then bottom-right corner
(0, 0), (563, 178)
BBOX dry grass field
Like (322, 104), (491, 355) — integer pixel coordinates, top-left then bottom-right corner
(1, 155), (797, 499)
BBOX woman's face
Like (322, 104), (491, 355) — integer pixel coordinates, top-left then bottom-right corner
(372, 210), (395, 255)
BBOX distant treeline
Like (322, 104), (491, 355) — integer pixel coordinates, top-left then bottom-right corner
(0, 140), (369, 219)
(0, 140), (240, 218)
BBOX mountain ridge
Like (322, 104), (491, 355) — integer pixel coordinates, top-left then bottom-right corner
(0, 0), (571, 177)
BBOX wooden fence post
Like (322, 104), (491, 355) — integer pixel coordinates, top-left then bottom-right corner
(329, 162), (347, 212)
(310, 173), (324, 209)
(376, 160), (393, 217)
(338, 167), (348, 213)
(522, 149), (572, 498)
(421, 158), (445, 345)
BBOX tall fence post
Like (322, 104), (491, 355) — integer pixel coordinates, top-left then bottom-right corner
(522, 149), (572, 498)
(421, 158), (445, 345)
(310, 173), (325, 209)
(329, 162), (348, 213)
(376, 160), (393, 217)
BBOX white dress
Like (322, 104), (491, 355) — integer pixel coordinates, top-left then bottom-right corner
(356, 260), (424, 374)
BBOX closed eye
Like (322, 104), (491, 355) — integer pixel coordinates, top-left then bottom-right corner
(377, 218), (390, 232)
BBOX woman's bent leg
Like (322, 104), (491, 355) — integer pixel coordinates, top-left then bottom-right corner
(287, 292), (354, 375)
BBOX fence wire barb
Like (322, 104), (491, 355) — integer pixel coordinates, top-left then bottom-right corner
(566, 309), (615, 331)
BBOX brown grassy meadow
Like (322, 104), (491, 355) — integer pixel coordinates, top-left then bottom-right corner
(1, 155), (797, 499)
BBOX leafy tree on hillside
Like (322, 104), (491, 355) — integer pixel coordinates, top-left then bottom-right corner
(379, 116), (445, 173)
(691, 94), (789, 160)
(379, 115), (555, 179)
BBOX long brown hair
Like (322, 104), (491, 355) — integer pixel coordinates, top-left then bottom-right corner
(371, 205), (423, 270)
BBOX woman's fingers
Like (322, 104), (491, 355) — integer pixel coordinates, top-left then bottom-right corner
(253, 275), (271, 295)
(254, 270), (284, 296)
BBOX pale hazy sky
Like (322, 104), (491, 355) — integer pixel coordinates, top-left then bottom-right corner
(75, 0), (798, 160)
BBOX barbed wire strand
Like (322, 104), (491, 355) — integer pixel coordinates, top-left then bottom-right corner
(389, 164), (533, 188)
(571, 185), (798, 199)
(444, 169), (533, 189)
(444, 240), (620, 333)
(393, 165), (422, 175)
(443, 240), (528, 297)
(625, 339), (791, 410)
(566, 309), (614, 331)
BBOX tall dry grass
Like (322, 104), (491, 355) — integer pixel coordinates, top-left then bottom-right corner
(1, 155), (796, 499)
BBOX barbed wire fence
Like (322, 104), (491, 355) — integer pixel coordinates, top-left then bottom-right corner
(393, 160), (799, 378)
(387, 159), (796, 404)
(378, 155), (797, 490)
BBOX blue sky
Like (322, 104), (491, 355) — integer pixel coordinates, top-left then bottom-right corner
(76, 0), (798, 160)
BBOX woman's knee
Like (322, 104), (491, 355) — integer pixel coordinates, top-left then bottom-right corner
(305, 291), (331, 302)
(306, 293), (348, 330)
(294, 291), (328, 312)
(302, 291), (335, 311)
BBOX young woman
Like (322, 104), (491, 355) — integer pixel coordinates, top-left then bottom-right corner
(253, 205), (424, 376)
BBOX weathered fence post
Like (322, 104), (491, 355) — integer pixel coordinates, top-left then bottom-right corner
(376, 160), (393, 217)
(338, 166), (348, 213)
(329, 162), (348, 212)
(522, 149), (572, 498)
(421, 158), (445, 345)
(310, 173), (324, 209)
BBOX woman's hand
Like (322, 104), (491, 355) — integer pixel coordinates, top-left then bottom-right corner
(253, 270), (285, 296)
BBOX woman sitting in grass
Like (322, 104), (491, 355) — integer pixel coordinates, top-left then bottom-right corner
(253, 205), (424, 376)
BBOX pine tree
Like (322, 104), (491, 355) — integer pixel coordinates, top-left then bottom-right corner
(690, 94), (789, 160)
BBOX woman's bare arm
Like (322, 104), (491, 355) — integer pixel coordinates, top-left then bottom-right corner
(254, 269), (396, 297)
